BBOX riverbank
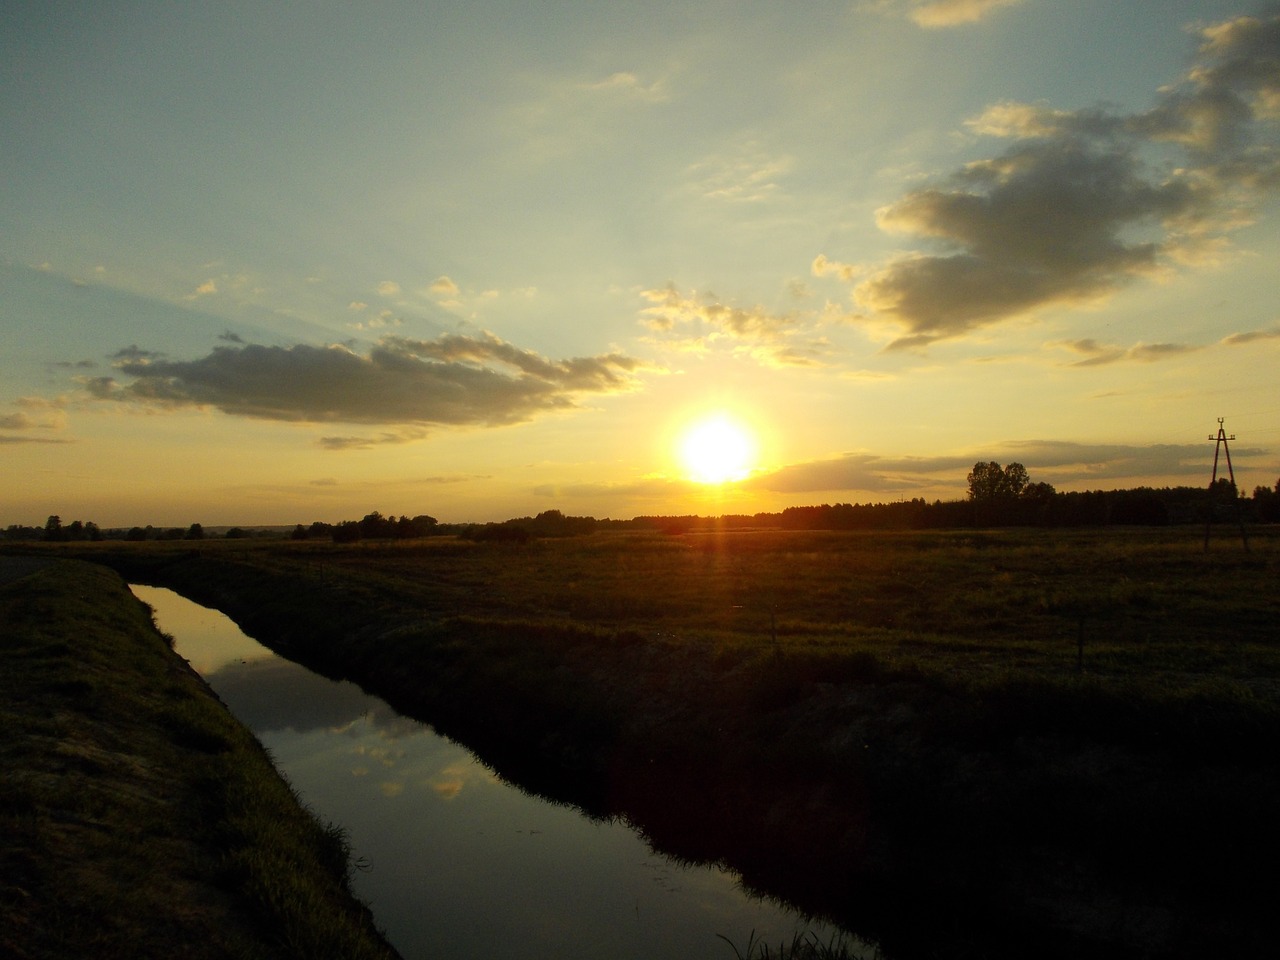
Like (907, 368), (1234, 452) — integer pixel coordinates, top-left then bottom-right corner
(0, 559), (402, 960)
(10, 529), (1280, 958)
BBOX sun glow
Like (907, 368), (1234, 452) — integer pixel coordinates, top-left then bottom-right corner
(677, 413), (758, 484)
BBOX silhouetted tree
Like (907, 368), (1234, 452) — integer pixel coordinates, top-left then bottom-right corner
(43, 515), (63, 542)
(1253, 479), (1280, 522)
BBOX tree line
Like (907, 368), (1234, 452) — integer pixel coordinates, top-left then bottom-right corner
(6, 464), (1279, 544)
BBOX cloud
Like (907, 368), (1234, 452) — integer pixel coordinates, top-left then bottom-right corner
(639, 284), (828, 367)
(81, 333), (644, 430)
(1057, 338), (1199, 367)
(377, 281), (401, 297)
(184, 279), (217, 300)
(747, 439), (1235, 495)
(909, 0), (1024, 28)
(811, 254), (863, 282)
(429, 275), (459, 297)
(747, 453), (937, 495)
(111, 344), (165, 365)
(1222, 324), (1280, 345)
(688, 144), (794, 203)
(317, 428), (430, 451)
(0, 435), (71, 445)
(581, 71), (669, 103)
(1, 397), (69, 434)
(862, 0), (1023, 28)
(824, 9), (1280, 350)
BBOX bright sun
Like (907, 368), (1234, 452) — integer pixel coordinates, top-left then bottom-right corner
(677, 414), (758, 484)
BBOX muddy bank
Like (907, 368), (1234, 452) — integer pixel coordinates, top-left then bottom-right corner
(93, 546), (1278, 959)
(0, 560), (401, 960)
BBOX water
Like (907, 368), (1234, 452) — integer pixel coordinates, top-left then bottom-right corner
(134, 584), (860, 960)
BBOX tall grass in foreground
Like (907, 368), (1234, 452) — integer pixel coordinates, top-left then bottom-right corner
(718, 930), (877, 960)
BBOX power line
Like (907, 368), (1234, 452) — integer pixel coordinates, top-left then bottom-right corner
(1204, 417), (1249, 552)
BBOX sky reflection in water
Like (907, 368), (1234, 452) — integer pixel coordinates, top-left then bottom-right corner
(134, 584), (862, 960)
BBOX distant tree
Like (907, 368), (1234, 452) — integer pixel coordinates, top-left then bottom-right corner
(332, 520), (362, 543)
(1003, 462), (1029, 498)
(966, 462), (1005, 502)
(1253, 479), (1280, 522)
(126, 526), (148, 542)
(308, 521), (334, 540)
(43, 515), (63, 542)
(288, 524), (307, 540)
(358, 511), (395, 540)
(184, 523), (205, 540)
(227, 527), (252, 539)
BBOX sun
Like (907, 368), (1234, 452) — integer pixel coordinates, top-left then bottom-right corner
(677, 413), (758, 484)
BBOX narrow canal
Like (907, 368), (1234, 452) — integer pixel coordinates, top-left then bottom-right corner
(134, 584), (866, 960)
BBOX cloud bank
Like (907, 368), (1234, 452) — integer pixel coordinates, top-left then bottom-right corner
(82, 333), (643, 431)
(828, 9), (1280, 349)
(748, 439), (1246, 495)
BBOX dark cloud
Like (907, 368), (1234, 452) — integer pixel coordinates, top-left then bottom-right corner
(1000, 439), (1266, 484)
(746, 453), (934, 494)
(1059, 338), (1199, 366)
(745, 440), (1247, 495)
(1222, 325), (1280, 345)
(831, 9), (1280, 349)
(0, 435), (70, 445)
(317, 429), (429, 451)
(83, 333), (643, 428)
(110, 344), (165, 364)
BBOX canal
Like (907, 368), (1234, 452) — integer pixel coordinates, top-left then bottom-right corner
(133, 583), (865, 960)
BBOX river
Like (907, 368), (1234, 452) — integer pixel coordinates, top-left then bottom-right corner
(134, 584), (867, 960)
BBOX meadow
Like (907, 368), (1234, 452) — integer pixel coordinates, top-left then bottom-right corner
(8, 524), (1279, 958)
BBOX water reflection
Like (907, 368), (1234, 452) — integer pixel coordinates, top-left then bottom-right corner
(134, 584), (861, 960)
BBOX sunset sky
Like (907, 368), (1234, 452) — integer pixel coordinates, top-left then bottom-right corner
(4, 0), (1279, 527)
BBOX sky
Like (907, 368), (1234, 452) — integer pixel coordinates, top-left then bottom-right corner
(3, 0), (1280, 527)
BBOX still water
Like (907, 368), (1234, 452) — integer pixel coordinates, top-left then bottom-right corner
(134, 584), (860, 960)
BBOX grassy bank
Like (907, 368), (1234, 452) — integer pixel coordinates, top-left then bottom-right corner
(14, 527), (1280, 958)
(0, 560), (401, 960)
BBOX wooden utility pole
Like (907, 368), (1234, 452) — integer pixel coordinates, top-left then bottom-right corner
(1204, 418), (1249, 551)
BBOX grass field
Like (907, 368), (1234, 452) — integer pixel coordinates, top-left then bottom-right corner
(0, 559), (401, 960)
(7, 525), (1279, 958)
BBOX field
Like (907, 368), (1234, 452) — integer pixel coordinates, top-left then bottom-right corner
(8, 525), (1280, 959)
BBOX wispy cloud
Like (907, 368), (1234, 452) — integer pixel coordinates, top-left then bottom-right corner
(821, 9), (1280, 350)
(909, 0), (1024, 28)
(861, 0), (1024, 29)
(580, 70), (669, 103)
(639, 284), (828, 367)
(79, 333), (645, 431)
(688, 144), (794, 203)
(1222, 324), (1280, 345)
(1057, 339), (1200, 367)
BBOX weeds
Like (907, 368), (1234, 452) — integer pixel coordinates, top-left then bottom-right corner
(718, 929), (876, 960)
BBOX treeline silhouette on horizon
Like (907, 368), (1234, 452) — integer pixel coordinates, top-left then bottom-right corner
(10, 463), (1279, 544)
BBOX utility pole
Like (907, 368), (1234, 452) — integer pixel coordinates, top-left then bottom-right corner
(1204, 417), (1249, 551)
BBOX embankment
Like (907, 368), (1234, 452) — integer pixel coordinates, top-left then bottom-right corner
(0, 559), (402, 960)
(98, 546), (1280, 960)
